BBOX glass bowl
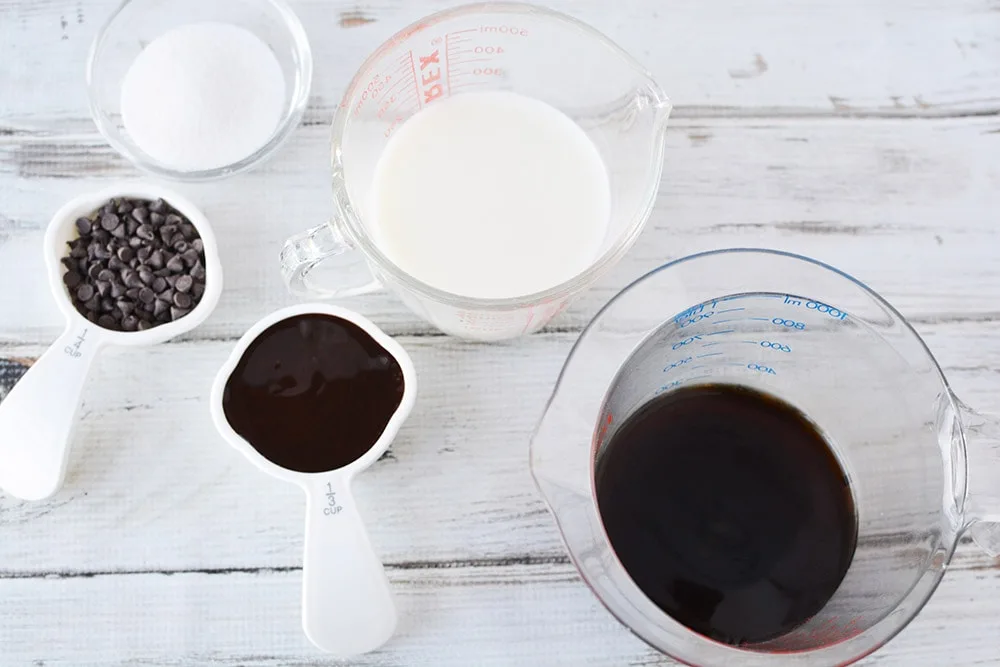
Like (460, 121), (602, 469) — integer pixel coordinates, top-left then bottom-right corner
(86, 0), (312, 181)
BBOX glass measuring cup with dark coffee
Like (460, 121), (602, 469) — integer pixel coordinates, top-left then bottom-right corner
(596, 384), (857, 646)
(532, 250), (1000, 666)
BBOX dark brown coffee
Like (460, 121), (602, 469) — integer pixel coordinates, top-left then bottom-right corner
(222, 314), (405, 473)
(595, 384), (857, 646)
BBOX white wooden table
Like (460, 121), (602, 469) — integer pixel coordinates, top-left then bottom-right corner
(2, 0), (999, 664)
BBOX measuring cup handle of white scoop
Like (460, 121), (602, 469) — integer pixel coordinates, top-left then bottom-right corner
(0, 321), (102, 500)
(301, 475), (397, 656)
(280, 223), (382, 299)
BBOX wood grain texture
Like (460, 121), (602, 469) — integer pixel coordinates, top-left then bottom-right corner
(1, 0), (999, 664)
(1, 117), (999, 343)
(1, 0), (1000, 135)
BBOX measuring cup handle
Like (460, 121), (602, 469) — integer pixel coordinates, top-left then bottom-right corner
(301, 475), (397, 656)
(0, 321), (102, 500)
(280, 223), (382, 299)
(960, 402), (1000, 556)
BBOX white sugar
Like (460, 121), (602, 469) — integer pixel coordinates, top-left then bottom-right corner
(120, 22), (286, 171)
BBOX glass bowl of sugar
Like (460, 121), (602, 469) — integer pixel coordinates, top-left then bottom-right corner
(87, 0), (312, 181)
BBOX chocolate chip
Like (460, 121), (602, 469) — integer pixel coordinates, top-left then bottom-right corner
(173, 292), (192, 309)
(124, 271), (144, 289)
(166, 255), (185, 273)
(181, 249), (200, 267)
(148, 249), (165, 270)
(66, 196), (207, 333)
(174, 275), (194, 293)
(100, 214), (120, 232)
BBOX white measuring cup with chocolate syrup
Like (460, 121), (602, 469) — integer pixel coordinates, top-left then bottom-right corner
(211, 303), (416, 657)
(0, 184), (222, 501)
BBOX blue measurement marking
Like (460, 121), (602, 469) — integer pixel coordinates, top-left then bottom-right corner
(715, 307), (745, 314)
(697, 352), (723, 358)
(748, 317), (770, 321)
(712, 318), (742, 325)
(705, 329), (734, 336)
(700, 341), (723, 347)
(742, 340), (758, 344)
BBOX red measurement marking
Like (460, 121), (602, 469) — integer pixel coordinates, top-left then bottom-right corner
(444, 34), (451, 95)
(450, 28), (478, 34)
(408, 50), (420, 110)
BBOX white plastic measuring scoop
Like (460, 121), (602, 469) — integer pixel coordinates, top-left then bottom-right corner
(0, 184), (223, 501)
(210, 303), (416, 657)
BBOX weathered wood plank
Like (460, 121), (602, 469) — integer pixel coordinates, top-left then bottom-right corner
(0, 324), (997, 575)
(0, 118), (998, 343)
(0, 552), (997, 666)
(2, 0), (1000, 135)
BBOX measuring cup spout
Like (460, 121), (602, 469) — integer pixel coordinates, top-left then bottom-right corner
(301, 474), (397, 656)
(958, 401), (1000, 556)
(0, 321), (102, 500)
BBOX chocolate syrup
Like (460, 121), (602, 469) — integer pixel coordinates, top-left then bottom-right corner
(595, 384), (857, 645)
(222, 314), (405, 473)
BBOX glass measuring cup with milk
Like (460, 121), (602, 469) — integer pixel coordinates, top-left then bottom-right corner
(280, 2), (670, 340)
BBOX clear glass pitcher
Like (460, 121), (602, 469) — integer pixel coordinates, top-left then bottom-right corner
(279, 2), (670, 341)
(531, 249), (1000, 665)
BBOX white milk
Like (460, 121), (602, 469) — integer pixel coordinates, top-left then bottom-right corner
(369, 91), (611, 300)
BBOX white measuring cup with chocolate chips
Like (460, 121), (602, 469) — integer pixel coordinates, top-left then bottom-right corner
(210, 303), (417, 657)
(0, 184), (222, 501)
